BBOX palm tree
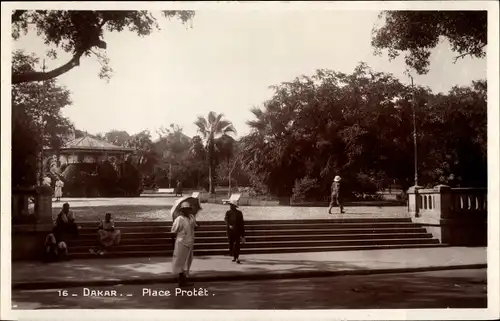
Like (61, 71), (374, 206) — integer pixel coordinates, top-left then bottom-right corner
(194, 112), (236, 194)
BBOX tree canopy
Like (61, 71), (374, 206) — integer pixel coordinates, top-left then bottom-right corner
(194, 111), (237, 194)
(241, 63), (487, 198)
(12, 51), (74, 187)
(11, 10), (195, 84)
(372, 11), (487, 74)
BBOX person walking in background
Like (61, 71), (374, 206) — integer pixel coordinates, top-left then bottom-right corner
(175, 180), (183, 197)
(54, 178), (64, 202)
(171, 202), (198, 286)
(328, 175), (345, 214)
(224, 201), (245, 264)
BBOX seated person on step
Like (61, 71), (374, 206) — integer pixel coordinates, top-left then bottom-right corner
(55, 202), (80, 237)
(43, 228), (69, 262)
(90, 213), (121, 255)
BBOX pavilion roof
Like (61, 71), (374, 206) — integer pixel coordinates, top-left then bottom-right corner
(47, 135), (134, 152)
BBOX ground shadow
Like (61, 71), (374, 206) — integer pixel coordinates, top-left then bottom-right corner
(12, 269), (487, 309)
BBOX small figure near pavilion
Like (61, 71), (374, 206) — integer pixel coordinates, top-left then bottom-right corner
(54, 178), (64, 202)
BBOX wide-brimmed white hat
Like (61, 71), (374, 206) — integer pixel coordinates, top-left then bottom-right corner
(180, 202), (192, 209)
(228, 201), (239, 208)
(334, 176), (341, 182)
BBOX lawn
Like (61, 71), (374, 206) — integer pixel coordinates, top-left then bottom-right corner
(51, 196), (408, 222)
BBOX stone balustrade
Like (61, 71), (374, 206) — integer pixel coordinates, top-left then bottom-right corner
(408, 185), (487, 246)
(12, 187), (54, 225)
(12, 187), (55, 261)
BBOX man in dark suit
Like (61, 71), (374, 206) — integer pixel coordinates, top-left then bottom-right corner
(224, 201), (245, 263)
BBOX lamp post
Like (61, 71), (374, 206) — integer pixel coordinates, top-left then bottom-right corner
(395, 73), (420, 216)
(407, 74), (421, 217)
(409, 75), (419, 187)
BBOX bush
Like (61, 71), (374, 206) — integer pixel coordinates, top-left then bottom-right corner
(97, 161), (118, 196)
(119, 162), (142, 196)
(291, 177), (320, 203)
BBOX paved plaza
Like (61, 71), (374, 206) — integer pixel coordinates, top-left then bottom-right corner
(12, 247), (486, 289)
(51, 196), (408, 222)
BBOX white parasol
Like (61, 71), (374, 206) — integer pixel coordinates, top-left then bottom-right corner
(170, 196), (202, 221)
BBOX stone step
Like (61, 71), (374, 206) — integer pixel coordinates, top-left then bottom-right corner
(76, 227), (429, 239)
(68, 243), (447, 259)
(76, 217), (412, 227)
(69, 232), (433, 246)
(76, 222), (420, 234)
(70, 237), (439, 252)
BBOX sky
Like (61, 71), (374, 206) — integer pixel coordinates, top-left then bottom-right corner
(13, 10), (487, 140)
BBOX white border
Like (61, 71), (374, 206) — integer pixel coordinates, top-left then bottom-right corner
(1, 1), (499, 320)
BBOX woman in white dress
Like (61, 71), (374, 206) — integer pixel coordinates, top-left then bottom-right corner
(54, 179), (64, 201)
(171, 202), (198, 286)
(90, 213), (122, 255)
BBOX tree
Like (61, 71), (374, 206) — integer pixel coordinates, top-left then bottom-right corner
(11, 10), (195, 84)
(127, 130), (158, 176)
(372, 11), (487, 74)
(188, 135), (208, 189)
(415, 80), (487, 187)
(104, 130), (131, 146)
(214, 134), (236, 165)
(194, 112), (236, 194)
(242, 63), (487, 199)
(12, 50), (73, 188)
(215, 138), (250, 196)
(154, 124), (192, 188)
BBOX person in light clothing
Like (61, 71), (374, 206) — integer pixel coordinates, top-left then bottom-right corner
(171, 202), (198, 286)
(90, 213), (122, 255)
(54, 179), (64, 201)
(328, 175), (345, 214)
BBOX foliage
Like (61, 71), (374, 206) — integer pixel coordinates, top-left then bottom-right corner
(126, 130), (158, 175)
(194, 112), (237, 194)
(241, 63), (487, 197)
(372, 11), (487, 74)
(118, 159), (142, 196)
(215, 143), (251, 190)
(11, 10), (195, 84)
(291, 177), (320, 203)
(97, 161), (118, 196)
(12, 50), (74, 188)
(104, 130), (131, 146)
(416, 80), (487, 187)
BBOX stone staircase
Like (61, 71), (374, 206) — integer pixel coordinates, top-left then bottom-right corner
(67, 217), (443, 259)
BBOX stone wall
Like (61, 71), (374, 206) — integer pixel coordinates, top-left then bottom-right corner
(408, 185), (487, 246)
(12, 188), (55, 261)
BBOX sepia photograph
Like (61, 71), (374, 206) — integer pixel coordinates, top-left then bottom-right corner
(1, 1), (499, 320)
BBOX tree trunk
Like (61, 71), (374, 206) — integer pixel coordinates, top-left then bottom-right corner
(208, 142), (215, 195)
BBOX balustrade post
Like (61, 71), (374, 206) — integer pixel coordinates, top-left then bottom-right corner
(35, 186), (54, 225)
(407, 185), (423, 217)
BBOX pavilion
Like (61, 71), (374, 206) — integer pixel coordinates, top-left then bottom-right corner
(46, 134), (134, 166)
(43, 134), (137, 197)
